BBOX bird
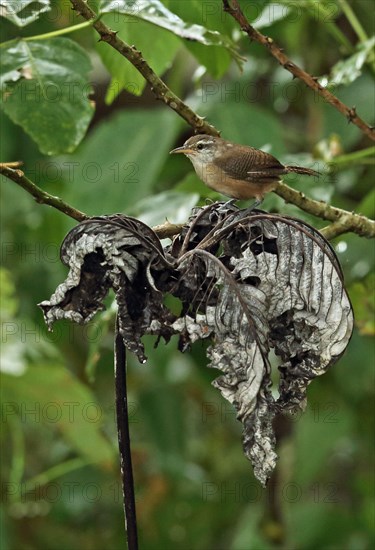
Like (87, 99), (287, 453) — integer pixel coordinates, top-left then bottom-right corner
(170, 134), (319, 203)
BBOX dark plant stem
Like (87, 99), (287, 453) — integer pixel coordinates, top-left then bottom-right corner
(115, 317), (138, 550)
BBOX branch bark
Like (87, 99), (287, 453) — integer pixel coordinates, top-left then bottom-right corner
(0, 163), (88, 222)
(2, 163), (374, 240)
(0, 162), (184, 237)
(70, 0), (219, 137)
(275, 183), (374, 239)
(223, 0), (375, 142)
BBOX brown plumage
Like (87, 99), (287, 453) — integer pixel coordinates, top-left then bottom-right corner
(170, 135), (319, 201)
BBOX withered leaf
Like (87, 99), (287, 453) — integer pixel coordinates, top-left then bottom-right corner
(39, 215), (174, 363)
(39, 204), (354, 485)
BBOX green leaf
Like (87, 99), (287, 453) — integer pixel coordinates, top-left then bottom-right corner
(164, 0), (236, 36)
(322, 36), (375, 87)
(203, 101), (286, 156)
(0, 267), (18, 319)
(59, 108), (180, 215)
(139, 382), (186, 474)
(0, 38), (94, 155)
(294, 395), (353, 485)
(1, 364), (115, 467)
(358, 188), (375, 218)
(256, 2), (291, 28)
(98, 14), (180, 100)
(231, 505), (272, 550)
(163, 0), (238, 77)
(184, 42), (232, 79)
(100, 0), (237, 48)
(131, 190), (199, 226)
(173, 173), (212, 197)
(348, 274), (375, 336)
(0, 0), (50, 27)
(321, 73), (375, 147)
(99, 0), (242, 72)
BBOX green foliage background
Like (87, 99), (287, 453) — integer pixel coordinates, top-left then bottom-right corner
(1, 1), (374, 549)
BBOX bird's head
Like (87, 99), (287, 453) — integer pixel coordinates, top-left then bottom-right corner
(170, 134), (224, 163)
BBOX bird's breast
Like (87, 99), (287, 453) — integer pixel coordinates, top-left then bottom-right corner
(189, 159), (278, 200)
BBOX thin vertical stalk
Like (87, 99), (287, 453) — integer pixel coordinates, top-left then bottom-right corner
(115, 316), (138, 550)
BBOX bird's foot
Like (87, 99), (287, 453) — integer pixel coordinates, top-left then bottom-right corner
(215, 198), (237, 210)
(245, 198), (263, 212)
(232, 199), (264, 221)
(215, 198), (238, 215)
(222, 198), (237, 208)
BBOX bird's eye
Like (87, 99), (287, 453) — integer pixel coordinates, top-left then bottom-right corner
(196, 143), (204, 150)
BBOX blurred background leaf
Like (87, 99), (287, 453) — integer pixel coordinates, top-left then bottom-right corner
(2, 364), (115, 466)
(0, 39), (94, 154)
(1, 0), (374, 548)
(0, 0), (51, 27)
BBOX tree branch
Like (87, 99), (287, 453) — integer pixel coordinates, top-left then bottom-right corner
(152, 221), (185, 239)
(70, 0), (219, 137)
(2, 163), (374, 240)
(0, 162), (184, 238)
(276, 182), (374, 239)
(223, 0), (375, 142)
(0, 163), (88, 222)
(320, 217), (357, 240)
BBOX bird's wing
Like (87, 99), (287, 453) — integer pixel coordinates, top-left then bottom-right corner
(215, 146), (285, 182)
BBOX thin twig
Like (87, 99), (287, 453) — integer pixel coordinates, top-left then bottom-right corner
(70, 0), (219, 137)
(0, 163), (88, 222)
(338, 0), (368, 43)
(115, 316), (138, 550)
(222, 0), (375, 142)
(152, 221), (184, 239)
(328, 146), (375, 167)
(320, 217), (357, 240)
(0, 20), (94, 49)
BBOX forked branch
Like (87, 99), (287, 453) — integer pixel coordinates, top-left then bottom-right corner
(222, 0), (375, 142)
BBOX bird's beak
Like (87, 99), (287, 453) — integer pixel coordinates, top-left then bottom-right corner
(169, 145), (194, 155)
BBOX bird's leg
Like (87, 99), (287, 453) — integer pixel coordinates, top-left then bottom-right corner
(215, 198), (238, 215)
(228, 198), (264, 223)
(246, 198), (263, 211)
(215, 198), (237, 210)
(223, 198), (237, 208)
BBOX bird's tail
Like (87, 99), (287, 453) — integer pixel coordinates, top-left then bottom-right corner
(285, 165), (320, 177)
